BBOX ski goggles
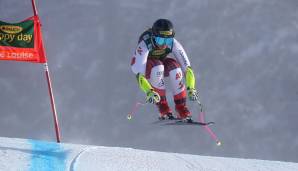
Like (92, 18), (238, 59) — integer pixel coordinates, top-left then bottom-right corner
(154, 36), (173, 46)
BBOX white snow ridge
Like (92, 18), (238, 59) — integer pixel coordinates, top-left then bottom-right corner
(0, 137), (297, 171)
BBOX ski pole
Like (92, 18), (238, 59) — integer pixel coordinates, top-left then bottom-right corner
(127, 101), (145, 120)
(196, 99), (222, 146)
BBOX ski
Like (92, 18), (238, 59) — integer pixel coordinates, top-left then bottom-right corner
(152, 118), (180, 124)
(164, 120), (214, 126)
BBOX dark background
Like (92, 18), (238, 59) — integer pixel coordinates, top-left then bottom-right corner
(0, 0), (297, 162)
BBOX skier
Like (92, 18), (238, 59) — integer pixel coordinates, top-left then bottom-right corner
(131, 19), (199, 123)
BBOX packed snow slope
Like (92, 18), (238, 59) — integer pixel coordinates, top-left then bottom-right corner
(0, 137), (298, 171)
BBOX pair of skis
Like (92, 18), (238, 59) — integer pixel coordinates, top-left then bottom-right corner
(128, 100), (214, 126)
(128, 99), (221, 146)
(154, 117), (214, 126)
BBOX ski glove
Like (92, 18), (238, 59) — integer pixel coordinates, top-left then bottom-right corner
(146, 90), (161, 104)
(136, 74), (160, 104)
(187, 88), (199, 101)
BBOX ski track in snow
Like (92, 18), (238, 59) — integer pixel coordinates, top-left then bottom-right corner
(173, 154), (200, 170)
(69, 147), (98, 171)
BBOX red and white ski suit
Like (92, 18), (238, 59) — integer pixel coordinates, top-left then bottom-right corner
(131, 38), (192, 118)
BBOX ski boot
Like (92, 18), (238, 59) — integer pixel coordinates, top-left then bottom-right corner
(175, 103), (192, 122)
(182, 116), (193, 123)
(158, 113), (176, 120)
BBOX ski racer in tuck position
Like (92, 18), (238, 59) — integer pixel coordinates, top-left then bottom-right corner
(131, 19), (199, 123)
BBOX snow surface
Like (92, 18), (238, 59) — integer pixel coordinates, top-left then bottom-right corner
(0, 137), (297, 171)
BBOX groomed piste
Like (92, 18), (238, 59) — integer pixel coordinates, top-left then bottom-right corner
(0, 137), (298, 171)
